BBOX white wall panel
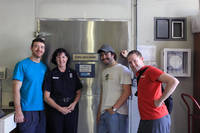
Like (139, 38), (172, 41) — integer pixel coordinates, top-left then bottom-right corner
(35, 0), (131, 19)
(0, 1), (35, 106)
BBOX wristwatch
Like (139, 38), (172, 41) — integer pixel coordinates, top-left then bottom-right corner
(112, 106), (118, 112)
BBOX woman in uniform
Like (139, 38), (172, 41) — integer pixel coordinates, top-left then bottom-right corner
(43, 48), (82, 133)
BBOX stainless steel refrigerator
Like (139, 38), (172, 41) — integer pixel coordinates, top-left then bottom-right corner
(38, 19), (139, 133)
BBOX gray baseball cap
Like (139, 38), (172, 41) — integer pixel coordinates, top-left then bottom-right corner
(97, 44), (115, 53)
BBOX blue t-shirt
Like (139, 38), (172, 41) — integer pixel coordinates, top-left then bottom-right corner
(13, 58), (47, 111)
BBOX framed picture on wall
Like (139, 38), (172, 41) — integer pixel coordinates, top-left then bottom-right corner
(154, 17), (186, 41)
(171, 21), (184, 39)
(155, 19), (170, 39)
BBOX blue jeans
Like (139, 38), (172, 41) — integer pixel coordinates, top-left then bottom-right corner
(97, 111), (128, 133)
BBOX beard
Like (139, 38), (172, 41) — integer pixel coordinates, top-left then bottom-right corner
(32, 49), (44, 58)
(32, 52), (43, 59)
(101, 58), (113, 65)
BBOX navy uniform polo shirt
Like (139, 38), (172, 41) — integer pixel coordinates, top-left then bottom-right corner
(43, 67), (82, 106)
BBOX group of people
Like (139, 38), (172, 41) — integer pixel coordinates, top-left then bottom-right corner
(13, 38), (82, 133)
(12, 37), (179, 133)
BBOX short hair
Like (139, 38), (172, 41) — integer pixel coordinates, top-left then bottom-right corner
(51, 48), (70, 66)
(127, 50), (143, 58)
(31, 38), (46, 47)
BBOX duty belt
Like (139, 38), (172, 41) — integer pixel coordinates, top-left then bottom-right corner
(63, 97), (71, 103)
(52, 96), (72, 103)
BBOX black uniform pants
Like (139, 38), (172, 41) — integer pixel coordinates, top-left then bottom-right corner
(46, 106), (79, 133)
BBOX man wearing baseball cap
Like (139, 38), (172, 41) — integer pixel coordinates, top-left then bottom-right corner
(96, 44), (132, 133)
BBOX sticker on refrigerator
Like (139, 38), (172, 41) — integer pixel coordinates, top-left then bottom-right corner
(72, 53), (99, 62)
(75, 64), (95, 78)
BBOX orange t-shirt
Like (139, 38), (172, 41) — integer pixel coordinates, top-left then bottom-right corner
(136, 66), (168, 120)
